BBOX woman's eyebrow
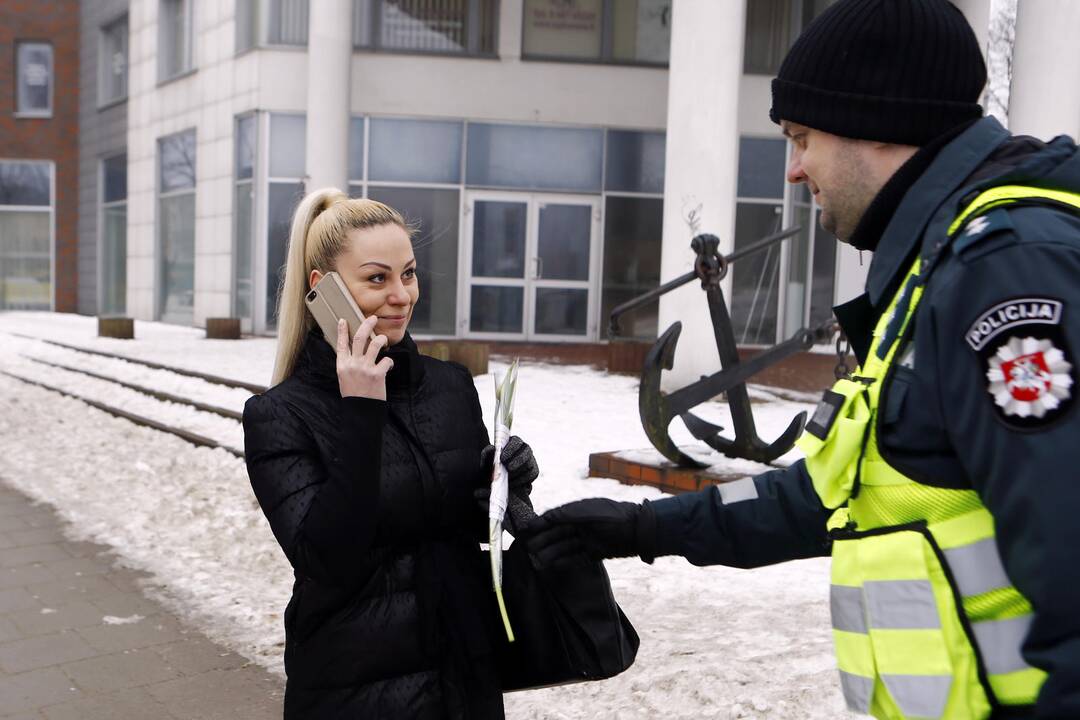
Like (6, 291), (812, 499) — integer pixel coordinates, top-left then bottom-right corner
(359, 261), (392, 270)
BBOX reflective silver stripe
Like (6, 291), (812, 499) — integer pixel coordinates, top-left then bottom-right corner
(882, 674), (952, 719)
(716, 477), (758, 505)
(839, 670), (873, 714)
(943, 538), (1011, 598)
(864, 579), (941, 629)
(972, 616), (1034, 675)
(830, 585), (868, 634)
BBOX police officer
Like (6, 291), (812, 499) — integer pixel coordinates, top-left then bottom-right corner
(523, 1), (1080, 717)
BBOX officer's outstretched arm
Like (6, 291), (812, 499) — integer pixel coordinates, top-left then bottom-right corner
(930, 228), (1080, 718)
(523, 461), (832, 569)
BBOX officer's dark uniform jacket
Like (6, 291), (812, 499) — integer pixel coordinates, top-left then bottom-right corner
(243, 330), (505, 719)
(649, 117), (1080, 717)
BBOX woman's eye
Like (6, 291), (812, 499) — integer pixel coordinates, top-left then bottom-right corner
(368, 274), (385, 283)
(403, 268), (416, 279)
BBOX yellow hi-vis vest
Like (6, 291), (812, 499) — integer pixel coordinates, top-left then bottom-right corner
(798, 185), (1080, 719)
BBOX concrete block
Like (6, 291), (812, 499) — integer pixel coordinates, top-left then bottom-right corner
(98, 317), (134, 339)
(0, 631), (98, 673)
(40, 686), (171, 720)
(153, 638), (247, 676)
(0, 667), (82, 714)
(206, 318), (241, 340)
(0, 544), (72, 569)
(0, 587), (39, 614)
(75, 614), (184, 654)
(59, 647), (181, 693)
(9, 600), (106, 637)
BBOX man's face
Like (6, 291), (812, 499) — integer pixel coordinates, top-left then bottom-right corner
(781, 120), (879, 242)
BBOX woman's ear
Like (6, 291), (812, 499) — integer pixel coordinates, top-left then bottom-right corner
(309, 269), (323, 291)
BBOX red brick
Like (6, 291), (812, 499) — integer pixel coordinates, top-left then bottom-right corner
(0, 0), (80, 312)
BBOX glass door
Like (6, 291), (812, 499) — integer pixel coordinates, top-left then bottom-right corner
(463, 192), (601, 341)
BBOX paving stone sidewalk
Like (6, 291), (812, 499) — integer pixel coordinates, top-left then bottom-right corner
(0, 479), (284, 719)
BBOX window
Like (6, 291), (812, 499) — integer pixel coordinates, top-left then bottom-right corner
(99, 16), (129, 105)
(159, 0), (194, 82)
(732, 137), (786, 345)
(234, 116), (256, 321)
(369, 118), (462, 184)
(0, 161), (52, 309)
(601, 129), (665, 340)
(522, 0), (671, 65)
(368, 187), (460, 335)
(100, 155), (127, 316)
(15, 43), (53, 117)
(601, 196), (662, 339)
(466, 123), (603, 192)
(236, 0), (309, 52)
(266, 114), (306, 327)
(158, 130), (196, 324)
(606, 130), (665, 194)
(353, 0), (497, 56)
(744, 0), (833, 75)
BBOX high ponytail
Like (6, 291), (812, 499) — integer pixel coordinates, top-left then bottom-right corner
(269, 187), (412, 386)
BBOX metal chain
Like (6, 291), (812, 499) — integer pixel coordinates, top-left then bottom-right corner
(834, 326), (852, 380)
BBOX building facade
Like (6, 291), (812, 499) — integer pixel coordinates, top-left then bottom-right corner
(9, 0), (1077, 365)
(0, 0), (79, 312)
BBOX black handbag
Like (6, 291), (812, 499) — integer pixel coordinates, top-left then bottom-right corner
(495, 540), (639, 691)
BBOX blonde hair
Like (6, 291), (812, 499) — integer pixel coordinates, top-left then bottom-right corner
(271, 188), (411, 386)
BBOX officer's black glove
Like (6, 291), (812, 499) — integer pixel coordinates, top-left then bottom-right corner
(518, 498), (657, 568)
(475, 436), (539, 534)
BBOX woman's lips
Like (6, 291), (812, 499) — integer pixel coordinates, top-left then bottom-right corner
(378, 315), (408, 327)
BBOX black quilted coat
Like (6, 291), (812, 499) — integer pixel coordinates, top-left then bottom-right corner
(243, 329), (505, 719)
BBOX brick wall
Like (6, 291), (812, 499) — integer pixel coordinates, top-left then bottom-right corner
(0, 0), (80, 312)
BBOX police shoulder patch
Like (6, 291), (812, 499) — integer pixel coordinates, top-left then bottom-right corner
(953, 207), (1015, 256)
(966, 297), (1074, 430)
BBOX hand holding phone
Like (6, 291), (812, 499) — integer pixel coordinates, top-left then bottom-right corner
(305, 271), (391, 398)
(335, 316), (393, 400)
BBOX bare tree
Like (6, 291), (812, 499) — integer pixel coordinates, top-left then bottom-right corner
(984, 0), (1018, 127)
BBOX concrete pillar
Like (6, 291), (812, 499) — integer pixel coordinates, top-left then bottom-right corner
(658, 0), (745, 389)
(1008, 0), (1080, 140)
(305, 0), (352, 191)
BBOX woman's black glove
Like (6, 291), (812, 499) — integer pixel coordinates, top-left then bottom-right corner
(475, 436), (539, 533)
(518, 498), (657, 568)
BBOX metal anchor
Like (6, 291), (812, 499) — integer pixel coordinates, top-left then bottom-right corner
(611, 229), (833, 469)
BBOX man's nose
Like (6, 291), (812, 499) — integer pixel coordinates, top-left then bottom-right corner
(786, 151), (807, 185)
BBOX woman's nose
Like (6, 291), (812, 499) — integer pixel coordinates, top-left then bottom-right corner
(387, 279), (410, 306)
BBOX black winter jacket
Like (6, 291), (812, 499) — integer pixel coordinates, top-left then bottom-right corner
(243, 330), (505, 719)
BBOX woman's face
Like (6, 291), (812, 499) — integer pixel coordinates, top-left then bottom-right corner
(310, 223), (418, 345)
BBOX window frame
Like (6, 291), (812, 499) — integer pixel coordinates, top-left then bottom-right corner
(155, 129), (198, 323)
(98, 14), (130, 109)
(235, 0), (310, 55)
(519, 0), (671, 69)
(14, 42), (54, 118)
(97, 154), (128, 316)
(352, 0), (500, 59)
(0, 159), (56, 311)
(233, 113), (258, 325)
(157, 0), (195, 85)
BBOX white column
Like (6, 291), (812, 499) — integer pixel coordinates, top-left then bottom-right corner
(1008, 0), (1080, 140)
(305, 0), (352, 191)
(658, 0), (745, 389)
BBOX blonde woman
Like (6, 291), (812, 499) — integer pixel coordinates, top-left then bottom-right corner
(242, 189), (539, 719)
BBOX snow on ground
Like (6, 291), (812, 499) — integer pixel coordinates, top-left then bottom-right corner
(0, 312), (854, 719)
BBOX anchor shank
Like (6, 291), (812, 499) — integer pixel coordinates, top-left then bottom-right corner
(703, 284), (760, 439)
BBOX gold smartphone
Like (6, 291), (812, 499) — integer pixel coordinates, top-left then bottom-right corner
(305, 271), (373, 350)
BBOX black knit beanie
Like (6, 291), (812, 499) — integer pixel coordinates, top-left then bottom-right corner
(770, 0), (987, 146)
